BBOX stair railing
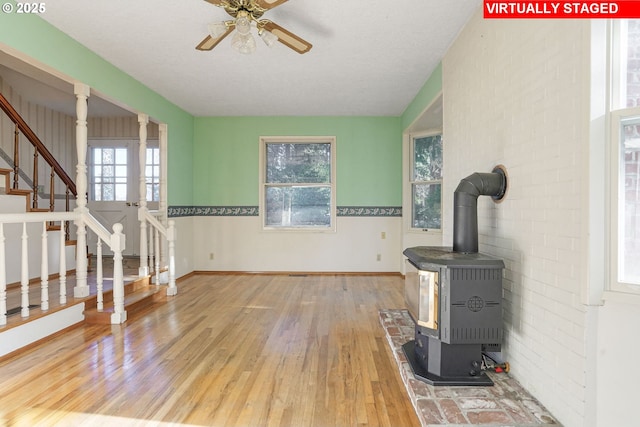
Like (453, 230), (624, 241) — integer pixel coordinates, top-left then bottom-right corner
(0, 92), (76, 214)
(139, 208), (177, 296)
(0, 211), (127, 326)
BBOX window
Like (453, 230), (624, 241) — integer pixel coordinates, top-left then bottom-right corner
(90, 147), (128, 201)
(260, 137), (336, 230)
(89, 142), (160, 203)
(410, 133), (442, 230)
(610, 20), (640, 289)
(146, 147), (160, 202)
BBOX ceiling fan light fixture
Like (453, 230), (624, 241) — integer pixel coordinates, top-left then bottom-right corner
(231, 31), (257, 54)
(208, 22), (229, 39)
(235, 12), (252, 35)
(198, 0), (312, 54)
(259, 28), (278, 47)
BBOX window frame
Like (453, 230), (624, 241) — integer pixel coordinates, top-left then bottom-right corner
(608, 19), (640, 293)
(259, 136), (337, 232)
(145, 146), (161, 202)
(408, 130), (443, 232)
(609, 109), (640, 292)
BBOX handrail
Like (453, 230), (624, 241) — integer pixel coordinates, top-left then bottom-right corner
(0, 92), (77, 196)
(0, 209), (127, 324)
(144, 210), (168, 237)
(141, 208), (177, 296)
(82, 211), (112, 244)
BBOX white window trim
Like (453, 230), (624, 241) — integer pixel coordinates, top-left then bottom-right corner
(259, 136), (337, 232)
(406, 129), (443, 233)
(609, 109), (640, 293)
(607, 19), (640, 294)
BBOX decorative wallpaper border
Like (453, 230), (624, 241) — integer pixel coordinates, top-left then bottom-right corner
(168, 206), (402, 218)
(337, 206), (402, 217)
(168, 206), (258, 217)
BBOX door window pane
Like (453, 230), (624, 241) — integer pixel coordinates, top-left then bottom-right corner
(90, 147), (128, 201)
(145, 147), (160, 202)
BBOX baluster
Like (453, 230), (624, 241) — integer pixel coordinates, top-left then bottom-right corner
(33, 151), (39, 209)
(65, 186), (70, 241)
(110, 223), (127, 324)
(148, 226), (153, 275)
(59, 221), (67, 305)
(154, 227), (160, 285)
(13, 124), (19, 190)
(40, 222), (49, 311)
(48, 170), (55, 229)
(21, 222), (29, 317)
(167, 220), (177, 296)
(96, 239), (103, 310)
(0, 223), (6, 325)
(50, 168), (55, 212)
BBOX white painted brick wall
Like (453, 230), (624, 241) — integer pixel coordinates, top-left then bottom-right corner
(442, 11), (589, 427)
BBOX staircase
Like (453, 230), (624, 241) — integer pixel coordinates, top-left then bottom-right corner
(0, 88), (176, 358)
(0, 173), (167, 358)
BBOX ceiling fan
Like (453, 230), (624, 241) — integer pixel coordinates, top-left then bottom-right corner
(196, 0), (312, 54)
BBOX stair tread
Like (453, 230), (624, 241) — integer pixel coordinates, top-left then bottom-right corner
(86, 286), (163, 313)
(83, 281), (166, 325)
(7, 188), (32, 195)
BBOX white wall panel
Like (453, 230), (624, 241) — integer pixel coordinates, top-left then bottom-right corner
(191, 216), (402, 273)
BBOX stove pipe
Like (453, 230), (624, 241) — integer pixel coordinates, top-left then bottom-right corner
(452, 166), (507, 254)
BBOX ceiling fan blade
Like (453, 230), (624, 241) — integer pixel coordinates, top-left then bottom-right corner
(196, 26), (234, 51)
(254, 0), (289, 10)
(263, 21), (312, 54)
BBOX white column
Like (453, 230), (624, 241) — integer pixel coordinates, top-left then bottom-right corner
(138, 113), (149, 277)
(159, 123), (169, 269)
(73, 83), (90, 297)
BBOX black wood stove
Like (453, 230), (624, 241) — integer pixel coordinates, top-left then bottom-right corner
(402, 166), (507, 386)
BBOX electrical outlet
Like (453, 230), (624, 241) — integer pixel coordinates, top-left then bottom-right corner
(209, 253), (214, 260)
(376, 254), (381, 261)
(381, 232), (386, 239)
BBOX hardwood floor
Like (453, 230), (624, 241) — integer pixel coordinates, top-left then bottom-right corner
(0, 274), (420, 427)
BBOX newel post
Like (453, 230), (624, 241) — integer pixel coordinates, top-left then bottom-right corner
(166, 220), (177, 296)
(73, 83), (90, 297)
(110, 223), (127, 324)
(138, 113), (149, 277)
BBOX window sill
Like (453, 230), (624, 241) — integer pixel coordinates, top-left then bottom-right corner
(603, 290), (640, 306)
(407, 228), (442, 235)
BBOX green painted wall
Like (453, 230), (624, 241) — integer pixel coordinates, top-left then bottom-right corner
(401, 63), (442, 131)
(193, 116), (402, 206)
(0, 9), (194, 205)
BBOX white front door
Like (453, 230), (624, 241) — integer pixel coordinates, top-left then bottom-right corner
(87, 139), (159, 256)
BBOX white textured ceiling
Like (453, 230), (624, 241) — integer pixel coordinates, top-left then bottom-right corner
(34, 0), (480, 117)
